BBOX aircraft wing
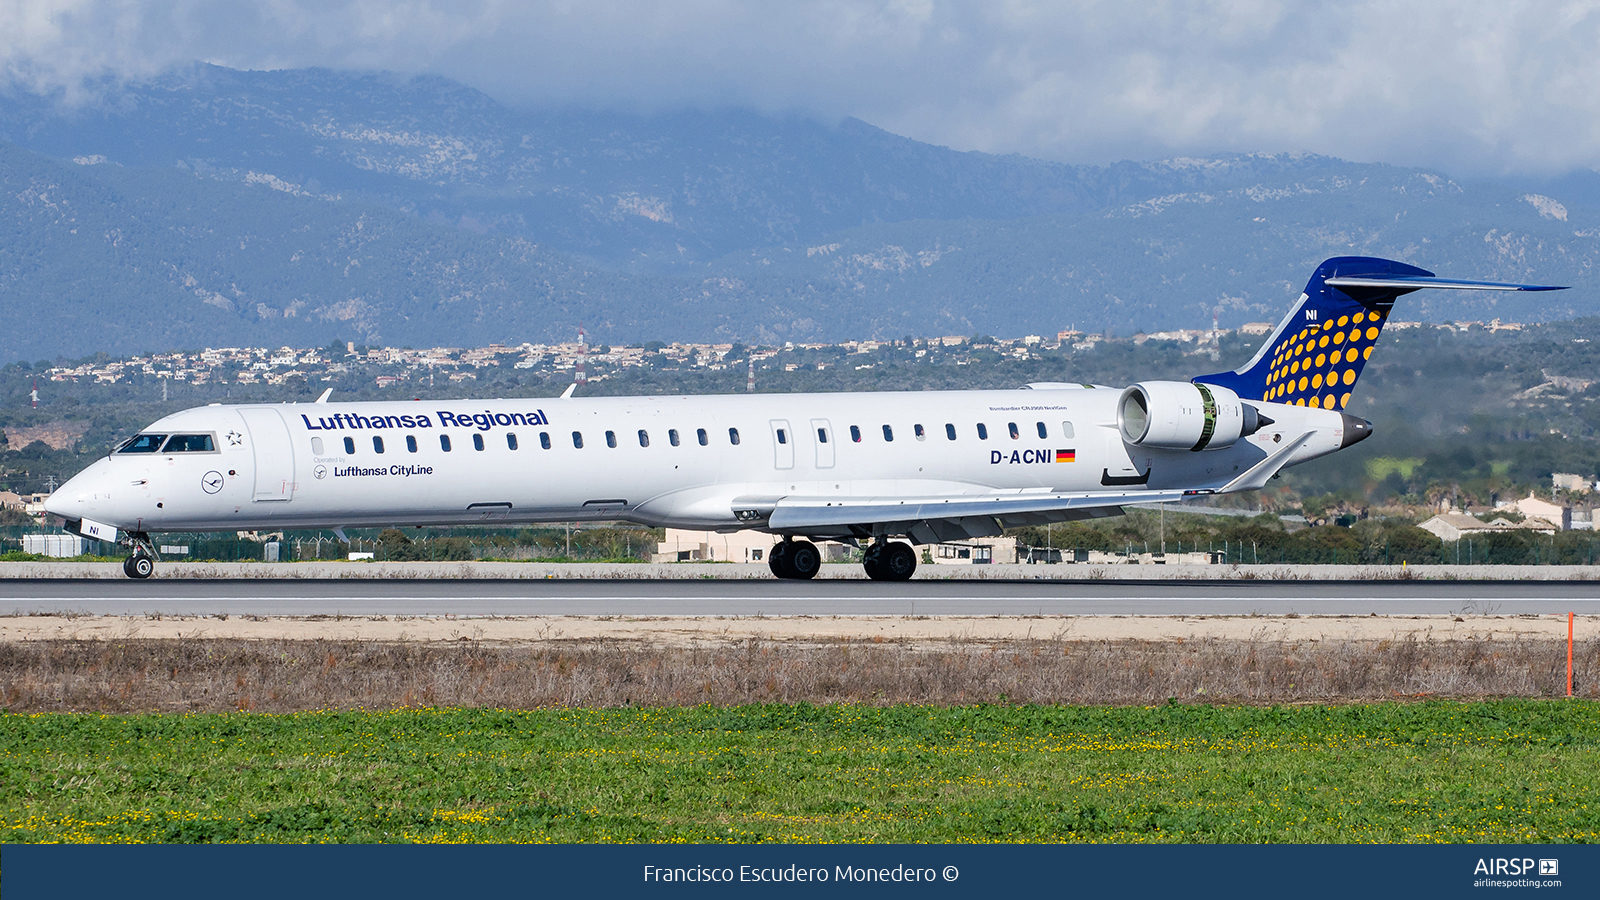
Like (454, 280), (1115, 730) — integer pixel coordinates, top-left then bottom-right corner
(755, 487), (1202, 541)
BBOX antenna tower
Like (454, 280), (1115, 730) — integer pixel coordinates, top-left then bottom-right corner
(746, 356), (755, 393)
(575, 325), (587, 386)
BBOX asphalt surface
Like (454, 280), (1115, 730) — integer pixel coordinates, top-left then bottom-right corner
(2, 578), (1598, 617)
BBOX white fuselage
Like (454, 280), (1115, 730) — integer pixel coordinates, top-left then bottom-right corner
(46, 387), (1348, 537)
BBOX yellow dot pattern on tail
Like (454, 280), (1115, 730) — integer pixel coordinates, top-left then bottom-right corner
(1261, 309), (1388, 409)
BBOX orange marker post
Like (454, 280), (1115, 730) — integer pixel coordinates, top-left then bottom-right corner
(1570, 611), (1576, 698)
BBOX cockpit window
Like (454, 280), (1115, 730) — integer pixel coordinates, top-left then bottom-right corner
(117, 434), (167, 453)
(160, 434), (216, 453)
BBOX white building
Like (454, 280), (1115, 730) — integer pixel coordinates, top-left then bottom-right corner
(924, 537), (1018, 565)
(652, 528), (847, 563)
(1416, 513), (1557, 542)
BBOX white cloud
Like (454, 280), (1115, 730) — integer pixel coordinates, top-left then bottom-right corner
(3, 0), (1600, 176)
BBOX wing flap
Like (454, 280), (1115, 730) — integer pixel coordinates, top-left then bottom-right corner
(764, 487), (1200, 534)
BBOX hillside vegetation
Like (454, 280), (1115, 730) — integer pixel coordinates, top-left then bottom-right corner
(2, 65), (1599, 358)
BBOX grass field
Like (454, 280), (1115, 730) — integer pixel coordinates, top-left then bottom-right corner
(3, 701), (1597, 843)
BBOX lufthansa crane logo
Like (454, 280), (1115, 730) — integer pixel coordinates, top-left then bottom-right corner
(201, 471), (225, 494)
(314, 465), (328, 480)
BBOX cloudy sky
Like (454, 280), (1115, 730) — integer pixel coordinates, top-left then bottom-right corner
(4, 0), (1599, 177)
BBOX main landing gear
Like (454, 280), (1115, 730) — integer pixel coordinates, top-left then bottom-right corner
(766, 538), (919, 581)
(862, 541), (917, 582)
(768, 539), (821, 580)
(121, 532), (156, 579)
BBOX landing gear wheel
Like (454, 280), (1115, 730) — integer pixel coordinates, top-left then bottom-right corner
(786, 540), (820, 580)
(862, 543), (884, 580)
(880, 542), (917, 581)
(124, 555), (154, 579)
(768, 540), (820, 580)
(768, 541), (794, 578)
(864, 542), (916, 581)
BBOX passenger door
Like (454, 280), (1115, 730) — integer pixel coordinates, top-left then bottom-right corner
(238, 408), (296, 501)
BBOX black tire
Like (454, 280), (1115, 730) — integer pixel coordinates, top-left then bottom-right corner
(787, 541), (821, 580)
(127, 555), (154, 579)
(862, 543), (885, 580)
(768, 541), (794, 578)
(122, 556), (136, 578)
(880, 543), (917, 581)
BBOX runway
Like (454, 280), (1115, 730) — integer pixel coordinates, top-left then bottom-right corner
(2, 578), (1598, 617)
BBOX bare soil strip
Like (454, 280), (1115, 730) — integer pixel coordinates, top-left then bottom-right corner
(0, 615), (1592, 712)
(1, 613), (1592, 646)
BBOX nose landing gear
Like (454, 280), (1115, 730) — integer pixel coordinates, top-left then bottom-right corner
(122, 554), (155, 579)
(120, 531), (157, 579)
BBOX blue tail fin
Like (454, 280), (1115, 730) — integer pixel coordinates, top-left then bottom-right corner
(1195, 256), (1566, 410)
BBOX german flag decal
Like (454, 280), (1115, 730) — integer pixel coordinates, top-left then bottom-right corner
(1055, 449), (1075, 463)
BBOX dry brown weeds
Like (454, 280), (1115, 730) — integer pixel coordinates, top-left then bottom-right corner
(0, 636), (1593, 712)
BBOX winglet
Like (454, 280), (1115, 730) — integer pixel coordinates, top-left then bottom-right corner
(560, 383), (577, 400)
(315, 388), (333, 404)
(1221, 431), (1315, 493)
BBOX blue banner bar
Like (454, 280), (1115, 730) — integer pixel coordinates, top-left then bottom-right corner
(3, 844), (1593, 899)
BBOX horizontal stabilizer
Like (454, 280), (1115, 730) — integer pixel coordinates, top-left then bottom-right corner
(1323, 275), (1567, 292)
(1194, 256), (1570, 411)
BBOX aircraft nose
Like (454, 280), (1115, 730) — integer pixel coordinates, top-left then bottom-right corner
(43, 462), (106, 518)
(1339, 414), (1373, 449)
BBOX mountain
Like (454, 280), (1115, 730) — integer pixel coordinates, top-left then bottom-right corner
(2, 64), (1599, 359)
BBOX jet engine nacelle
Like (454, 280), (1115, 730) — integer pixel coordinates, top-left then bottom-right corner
(1118, 381), (1265, 451)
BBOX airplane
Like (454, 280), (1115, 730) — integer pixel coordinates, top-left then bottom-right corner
(45, 256), (1566, 580)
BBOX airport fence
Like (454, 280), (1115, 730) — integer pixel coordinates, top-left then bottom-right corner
(0, 526), (660, 563)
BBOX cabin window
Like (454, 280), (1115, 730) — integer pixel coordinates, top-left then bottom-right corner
(697, 428), (708, 446)
(945, 423), (956, 441)
(977, 424), (988, 440)
(1008, 422), (1020, 440)
(473, 434), (485, 451)
(914, 424), (925, 440)
(573, 432), (584, 449)
(439, 435), (451, 452)
(1036, 421), (1048, 439)
(728, 427), (741, 445)
(345, 437), (357, 454)
(372, 436), (385, 454)
(605, 430), (617, 448)
(882, 424), (894, 442)
(507, 433), (518, 450)
(406, 435), (418, 453)
(817, 428), (828, 443)
(669, 428), (680, 447)
(161, 434), (215, 453)
(539, 432), (551, 450)
(311, 437), (324, 455)
(116, 434), (167, 453)
(638, 429), (649, 448)
(1061, 421), (1075, 439)
(850, 425), (862, 443)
